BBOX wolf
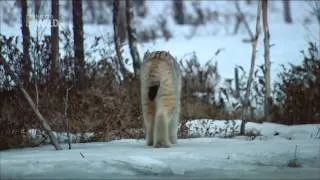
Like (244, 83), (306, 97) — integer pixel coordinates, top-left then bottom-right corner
(140, 50), (182, 148)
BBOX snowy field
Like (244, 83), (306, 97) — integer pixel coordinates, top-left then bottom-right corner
(1, 121), (320, 179)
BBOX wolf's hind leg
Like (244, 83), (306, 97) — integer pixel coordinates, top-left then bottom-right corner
(153, 110), (171, 148)
(169, 119), (178, 144)
(145, 103), (155, 146)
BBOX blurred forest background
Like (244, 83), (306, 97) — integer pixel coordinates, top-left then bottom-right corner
(0, 0), (319, 150)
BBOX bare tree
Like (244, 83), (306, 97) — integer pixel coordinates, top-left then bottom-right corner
(34, 0), (41, 17)
(21, 0), (31, 85)
(238, 1), (262, 135)
(113, 0), (127, 78)
(64, 86), (72, 150)
(133, 0), (147, 17)
(246, 0), (252, 5)
(310, 1), (320, 41)
(173, 0), (185, 25)
(311, 1), (320, 25)
(192, 1), (204, 25)
(0, 56), (62, 150)
(126, 0), (141, 78)
(235, 1), (254, 41)
(118, 1), (127, 43)
(262, 0), (271, 122)
(72, 0), (86, 89)
(283, 0), (293, 23)
(85, 0), (96, 23)
(234, 67), (240, 98)
(51, 0), (60, 81)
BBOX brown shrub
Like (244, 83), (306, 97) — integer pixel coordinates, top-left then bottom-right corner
(0, 70), (143, 149)
(273, 42), (320, 125)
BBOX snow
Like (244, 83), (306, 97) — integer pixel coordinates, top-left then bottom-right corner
(186, 119), (320, 140)
(28, 129), (95, 144)
(1, 122), (320, 179)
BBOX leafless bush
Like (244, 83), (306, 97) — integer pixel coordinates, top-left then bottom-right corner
(157, 16), (172, 41)
(273, 42), (320, 125)
(287, 145), (302, 168)
(136, 16), (172, 43)
(178, 52), (236, 122)
(137, 28), (158, 43)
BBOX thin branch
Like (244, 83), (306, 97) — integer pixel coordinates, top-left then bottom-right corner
(64, 86), (73, 150)
(35, 83), (39, 108)
(235, 1), (254, 41)
(262, 0), (271, 122)
(240, 1), (262, 135)
(243, 2), (262, 104)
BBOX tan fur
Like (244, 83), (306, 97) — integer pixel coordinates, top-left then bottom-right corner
(140, 51), (182, 148)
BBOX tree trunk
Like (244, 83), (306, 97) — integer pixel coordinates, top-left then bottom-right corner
(235, 1), (254, 41)
(234, 67), (240, 98)
(64, 87), (72, 150)
(0, 55), (62, 151)
(113, 0), (127, 78)
(133, 0), (146, 17)
(51, 0), (60, 82)
(262, 0), (271, 122)
(86, 0), (96, 23)
(173, 0), (185, 25)
(118, 0), (127, 43)
(21, 0), (32, 85)
(34, 0), (41, 17)
(282, 0), (293, 24)
(126, 0), (141, 78)
(240, 1), (262, 135)
(192, 1), (204, 25)
(72, 0), (86, 89)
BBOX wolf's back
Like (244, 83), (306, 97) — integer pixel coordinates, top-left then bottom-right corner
(140, 51), (181, 102)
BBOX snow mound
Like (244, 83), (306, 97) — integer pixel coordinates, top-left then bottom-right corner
(185, 119), (320, 140)
(185, 119), (242, 138)
(115, 156), (173, 175)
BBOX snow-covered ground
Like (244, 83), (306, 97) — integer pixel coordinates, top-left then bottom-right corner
(1, 121), (320, 179)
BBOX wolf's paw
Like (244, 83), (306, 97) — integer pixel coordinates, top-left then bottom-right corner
(170, 138), (177, 144)
(153, 141), (171, 148)
(147, 139), (153, 146)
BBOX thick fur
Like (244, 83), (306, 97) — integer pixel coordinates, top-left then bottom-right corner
(140, 51), (182, 148)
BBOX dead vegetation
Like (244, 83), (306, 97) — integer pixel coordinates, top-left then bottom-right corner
(272, 42), (320, 125)
(0, 33), (230, 149)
